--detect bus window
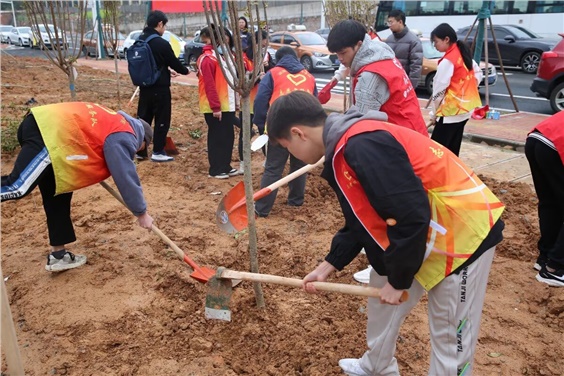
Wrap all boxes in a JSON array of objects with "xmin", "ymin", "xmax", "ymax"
[{"xmin": 418, "ymin": 1, "xmax": 449, "ymax": 15}]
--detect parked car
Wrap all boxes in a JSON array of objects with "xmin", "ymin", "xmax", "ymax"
[
  {"xmin": 30, "ymin": 24, "xmax": 67, "ymax": 50},
  {"xmin": 1, "ymin": 25, "xmax": 13, "ymax": 43},
  {"xmin": 530, "ymin": 33, "xmax": 564, "ymax": 113},
  {"xmin": 120, "ymin": 30, "xmax": 186, "ymax": 63},
  {"xmin": 419, "ymin": 38, "xmax": 497, "ymax": 95},
  {"xmin": 269, "ymin": 30, "xmax": 339, "ymax": 72},
  {"xmin": 457, "ymin": 24, "xmax": 560, "ymax": 74},
  {"xmin": 7, "ymin": 26, "xmax": 31, "ymax": 46},
  {"xmin": 82, "ymin": 29, "xmax": 125, "ymax": 57},
  {"xmin": 183, "ymin": 33, "xmax": 205, "ymax": 67},
  {"xmin": 315, "ymin": 27, "xmax": 330, "ymax": 40}
]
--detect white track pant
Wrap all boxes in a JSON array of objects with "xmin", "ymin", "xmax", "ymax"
[{"xmin": 359, "ymin": 247, "xmax": 495, "ymax": 376}]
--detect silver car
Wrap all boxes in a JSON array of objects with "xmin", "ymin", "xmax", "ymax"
[
  {"xmin": 7, "ymin": 26, "xmax": 31, "ymax": 46},
  {"xmin": 0, "ymin": 25, "xmax": 12, "ymax": 43}
]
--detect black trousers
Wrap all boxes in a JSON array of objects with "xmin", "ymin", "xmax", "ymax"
[
  {"xmin": 525, "ymin": 136, "xmax": 564, "ymax": 269},
  {"xmin": 255, "ymin": 141, "xmax": 307, "ymax": 217},
  {"xmin": 431, "ymin": 117, "xmax": 468, "ymax": 156},
  {"xmin": 1, "ymin": 114, "xmax": 75, "ymax": 246},
  {"xmin": 137, "ymin": 87, "xmax": 172, "ymax": 153},
  {"xmin": 204, "ymin": 112, "xmax": 235, "ymax": 176}
]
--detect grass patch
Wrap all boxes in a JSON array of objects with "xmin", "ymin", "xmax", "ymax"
[{"xmin": 1, "ymin": 118, "xmax": 20, "ymax": 154}]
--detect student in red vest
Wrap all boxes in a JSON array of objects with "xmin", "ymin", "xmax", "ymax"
[
  {"xmin": 265, "ymin": 91, "xmax": 505, "ymax": 376},
  {"xmin": 197, "ymin": 26, "xmax": 238, "ymax": 179},
  {"xmin": 325, "ymin": 19, "xmax": 427, "ymax": 136},
  {"xmin": 1, "ymin": 102, "xmax": 155, "ymax": 272},
  {"xmin": 429, "ymin": 23, "xmax": 482, "ymax": 156},
  {"xmin": 253, "ymin": 46, "xmax": 317, "ymax": 217},
  {"xmin": 526, "ymin": 111, "xmax": 564, "ymax": 287}
]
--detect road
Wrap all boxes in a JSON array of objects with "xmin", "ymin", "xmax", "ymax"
[{"xmin": 2, "ymin": 43, "xmax": 553, "ymax": 115}]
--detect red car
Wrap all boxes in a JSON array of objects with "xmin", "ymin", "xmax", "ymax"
[{"xmin": 530, "ymin": 33, "xmax": 564, "ymax": 113}]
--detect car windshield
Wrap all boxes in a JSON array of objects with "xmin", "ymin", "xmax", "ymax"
[
  {"xmin": 18, "ymin": 27, "xmax": 31, "ymax": 33},
  {"xmin": 505, "ymin": 25, "xmax": 540, "ymax": 39},
  {"xmin": 39, "ymin": 25, "xmax": 61, "ymax": 34},
  {"xmin": 1, "ymin": 26, "xmax": 12, "ymax": 31},
  {"xmin": 295, "ymin": 32, "xmax": 327, "ymax": 45},
  {"xmin": 422, "ymin": 40, "xmax": 444, "ymax": 59}
]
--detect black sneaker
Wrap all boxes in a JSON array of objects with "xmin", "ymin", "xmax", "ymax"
[
  {"xmin": 534, "ymin": 254, "xmax": 548, "ymax": 271},
  {"xmin": 536, "ymin": 265, "xmax": 564, "ymax": 287}
]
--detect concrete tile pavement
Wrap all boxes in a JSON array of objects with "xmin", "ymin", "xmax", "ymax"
[{"xmin": 75, "ymin": 56, "xmax": 542, "ymax": 184}]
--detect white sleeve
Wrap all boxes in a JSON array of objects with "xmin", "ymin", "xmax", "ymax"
[
  {"xmin": 333, "ymin": 64, "xmax": 349, "ymax": 82},
  {"xmin": 431, "ymin": 59, "xmax": 454, "ymax": 118},
  {"xmin": 472, "ymin": 60, "xmax": 483, "ymax": 85}
]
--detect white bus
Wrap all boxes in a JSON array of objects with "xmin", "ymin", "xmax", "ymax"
[{"xmin": 374, "ymin": 1, "xmax": 564, "ymax": 39}]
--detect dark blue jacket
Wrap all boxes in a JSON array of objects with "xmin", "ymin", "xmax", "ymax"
[{"xmin": 253, "ymin": 55, "xmax": 318, "ymax": 131}]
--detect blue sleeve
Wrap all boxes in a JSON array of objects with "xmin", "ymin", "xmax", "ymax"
[
  {"xmin": 252, "ymin": 72, "xmax": 274, "ymax": 132},
  {"xmin": 103, "ymin": 133, "xmax": 147, "ymax": 216}
]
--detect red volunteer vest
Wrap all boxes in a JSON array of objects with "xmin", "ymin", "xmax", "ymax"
[
  {"xmin": 352, "ymin": 58, "xmax": 428, "ymax": 137},
  {"xmin": 268, "ymin": 66, "xmax": 316, "ymax": 105},
  {"xmin": 530, "ymin": 111, "xmax": 564, "ymax": 163}
]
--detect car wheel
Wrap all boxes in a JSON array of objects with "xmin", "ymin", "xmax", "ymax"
[
  {"xmin": 549, "ymin": 82, "xmax": 564, "ymax": 113},
  {"xmin": 425, "ymin": 72, "xmax": 435, "ymax": 96},
  {"xmin": 300, "ymin": 55, "xmax": 313, "ymax": 72},
  {"xmin": 82, "ymin": 45, "xmax": 88, "ymax": 57},
  {"xmin": 123, "ymin": 48, "xmax": 128, "ymax": 60},
  {"xmin": 188, "ymin": 54, "xmax": 198, "ymax": 71},
  {"xmin": 6, "ymin": 37, "xmax": 11, "ymax": 44},
  {"xmin": 520, "ymin": 51, "xmax": 541, "ymax": 74},
  {"xmin": 18, "ymin": 38, "xmax": 23, "ymax": 46}
]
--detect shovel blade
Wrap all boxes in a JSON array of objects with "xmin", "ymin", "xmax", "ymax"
[
  {"xmin": 205, "ymin": 269, "xmax": 233, "ymax": 321},
  {"xmin": 190, "ymin": 266, "xmax": 216, "ymax": 284},
  {"xmin": 216, "ymin": 182, "xmax": 250, "ymax": 234},
  {"xmin": 164, "ymin": 136, "xmax": 179, "ymax": 155}
]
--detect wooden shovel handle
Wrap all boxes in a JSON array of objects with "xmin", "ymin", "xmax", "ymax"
[{"xmin": 220, "ymin": 269, "xmax": 409, "ymax": 301}]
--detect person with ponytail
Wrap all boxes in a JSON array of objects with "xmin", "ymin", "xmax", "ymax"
[{"xmin": 429, "ymin": 23, "xmax": 483, "ymax": 156}]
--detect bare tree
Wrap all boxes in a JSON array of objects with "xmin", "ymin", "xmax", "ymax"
[
  {"xmin": 324, "ymin": 1, "xmax": 377, "ymax": 28},
  {"xmin": 203, "ymin": 0, "xmax": 268, "ymax": 308},
  {"xmin": 102, "ymin": 0, "xmax": 122, "ymax": 107},
  {"xmin": 25, "ymin": 0, "xmax": 87, "ymax": 99}
]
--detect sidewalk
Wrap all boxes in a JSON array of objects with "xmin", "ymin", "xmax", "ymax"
[{"xmin": 76, "ymin": 57, "xmax": 545, "ymax": 185}]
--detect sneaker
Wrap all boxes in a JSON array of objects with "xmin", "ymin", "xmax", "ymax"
[
  {"xmin": 360, "ymin": 248, "xmax": 366, "ymax": 255},
  {"xmin": 208, "ymin": 173, "xmax": 229, "ymax": 179},
  {"xmin": 338, "ymin": 358, "xmax": 369, "ymax": 376},
  {"xmin": 45, "ymin": 251, "xmax": 87, "ymax": 272},
  {"xmin": 353, "ymin": 266, "xmax": 372, "ymax": 284},
  {"xmin": 534, "ymin": 254, "xmax": 548, "ymax": 271},
  {"xmin": 228, "ymin": 168, "xmax": 241, "ymax": 177},
  {"xmin": 135, "ymin": 154, "xmax": 147, "ymax": 161},
  {"xmin": 536, "ymin": 265, "xmax": 564, "ymax": 287},
  {"xmin": 151, "ymin": 152, "xmax": 174, "ymax": 162}
]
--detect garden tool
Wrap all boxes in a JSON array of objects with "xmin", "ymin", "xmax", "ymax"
[
  {"xmin": 205, "ymin": 267, "xmax": 409, "ymax": 321},
  {"xmin": 100, "ymin": 181, "xmax": 215, "ymax": 283},
  {"xmin": 318, "ymin": 79, "xmax": 338, "ymax": 104},
  {"xmin": 216, "ymin": 156, "xmax": 325, "ymax": 234}
]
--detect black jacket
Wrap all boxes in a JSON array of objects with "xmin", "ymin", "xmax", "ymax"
[{"xmin": 139, "ymin": 28, "xmax": 188, "ymax": 89}]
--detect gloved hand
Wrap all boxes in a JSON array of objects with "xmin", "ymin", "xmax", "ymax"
[{"xmin": 318, "ymin": 79, "xmax": 338, "ymax": 104}]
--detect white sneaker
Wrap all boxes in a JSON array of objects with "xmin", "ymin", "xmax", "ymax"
[
  {"xmin": 338, "ymin": 358, "xmax": 369, "ymax": 376},
  {"xmin": 228, "ymin": 168, "xmax": 241, "ymax": 177},
  {"xmin": 151, "ymin": 152, "xmax": 174, "ymax": 162},
  {"xmin": 45, "ymin": 251, "xmax": 87, "ymax": 272},
  {"xmin": 208, "ymin": 173, "xmax": 229, "ymax": 179},
  {"xmin": 360, "ymin": 248, "xmax": 366, "ymax": 255},
  {"xmin": 353, "ymin": 266, "xmax": 372, "ymax": 284}
]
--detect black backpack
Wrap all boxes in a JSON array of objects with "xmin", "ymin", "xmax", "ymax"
[{"xmin": 127, "ymin": 34, "xmax": 161, "ymax": 87}]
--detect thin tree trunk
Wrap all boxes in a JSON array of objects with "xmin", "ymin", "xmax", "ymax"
[
  {"xmin": 68, "ymin": 63, "xmax": 76, "ymax": 99},
  {"xmin": 114, "ymin": 55, "xmax": 121, "ymax": 107}
]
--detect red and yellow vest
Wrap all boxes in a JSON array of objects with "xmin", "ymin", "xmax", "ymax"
[
  {"xmin": 197, "ymin": 48, "xmax": 236, "ymax": 113},
  {"xmin": 353, "ymin": 58, "xmax": 428, "ymax": 137},
  {"xmin": 31, "ymin": 102, "xmax": 134, "ymax": 195},
  {"xmin": 333, "ymin": 120, "xmax": 504, "ymax": 290},
  {"xmin": 268, "ymin": 66, "xmax": 316, "ymax": 105},
  {"xmin": 436, "ymin": 44, "xmax": 482, "ymax": 117},
  {"xmin": 530, "ymin": 111, "xmax": 564, "ymax": 163},
  {"xmin": 243, "ymin": 54, "xmax": 258, "ymax": 114}
]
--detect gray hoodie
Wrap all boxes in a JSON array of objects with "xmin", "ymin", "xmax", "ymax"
[
  {"xmin": 385, "ymin": 26, "xmax": 423, "ymax": 88},
  {"xmin": 349, "ymin": 35, "xmax": 396, "ymax": 115}
]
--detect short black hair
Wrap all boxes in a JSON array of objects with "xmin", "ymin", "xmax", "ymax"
[
  {"xmin": 388, "ymin": 9, "xmax": 406, "ymax": 25},
  {"xmin": 146, "ymin": 10, "xmax": 168, "ymax": 28},
  {"xmin": 327, "ymin": 20, "xmax": 366, "ymax": 52},
  {"xmin": 267, "ymin": 91, "xmax": 327, "ymax": 141},
  {"xmin": 255, "ymin": 29, "xmax": 268, "ymax": 41},
  {"xmin": 223, "ymin": 27, "xmax": 234, "ymax": 50},
  {"xmin": 275, "ymin": 46, "xmax": 296, "ymax": 61}
]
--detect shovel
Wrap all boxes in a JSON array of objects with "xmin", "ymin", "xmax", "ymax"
[
  {"xmin": 216, "ymin": 156, "xmax": 325, "ymax": 233},
  {"xmin": 205, "ymin": 267, "xmax": 410, "ymax": 321},
  {"xmin": 99, "ymin": 181, "xmax": 215, "ymax": 283}
]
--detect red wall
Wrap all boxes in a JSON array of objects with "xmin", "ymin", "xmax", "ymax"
[{"xmin": 151, "ymin": 1, "xmax": 223, "ymax": 13}]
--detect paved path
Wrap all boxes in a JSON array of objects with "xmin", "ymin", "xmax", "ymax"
[{"xmin": 75, "ymin": 57, "xmax": 548, "ymax": 185}]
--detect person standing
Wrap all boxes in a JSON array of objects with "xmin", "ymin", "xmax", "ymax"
[
  {"xmin": 429, "ymin": 23, "xmax": 482, "ymax": 156},
  {"xmin": 253, "ymin": 47, "xmax": 317, "ymax": 217},
  {"xmin": 266, "ymin": 91, "xmax": 505, "ymax": 376},
  {"xmin": 197, "ymin": 26, "xmax": 238, "ymax": 179},
  {"xmin": 385, "ymin": 9, "xmax": 423, "ymax": 89},
  {"xmin": 1, "ymin": 102, "xmax": 155, "ymax": 272},
  {"xmin": 526, "ymin": 111, "xmax": 564, "ymax": 287},
  {"xmin": 136, "ymin": 10, "xmax": 189, "ymax": 162},
  {"xmin": 238, "ymin": 16, "xmax": 250, "ymax": 51}
]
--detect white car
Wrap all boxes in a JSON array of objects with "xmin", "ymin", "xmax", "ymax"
[
  {"xmin": 0, "ymin": 25, "xmax": 12, "ymax": 43},
  {"xmin": 7, "ymin": 26, "xmax": 31, "ymax": 46},
  {"xmin": 119, "ymin": 30, "xmax": 186, "ymax": 63},
  {"xmin": 30, "ymin": 24, "xmax": 67, "ymax": 49}
]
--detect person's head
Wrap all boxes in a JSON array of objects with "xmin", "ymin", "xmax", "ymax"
[
  {"xmin": 431, "ymin": 23, "xmax": 473, "ymax": 70},
  {"xmin": 274, "ymin": 46, "xmax": 296, "ymax": 62},
  {"xmin": 199, "ymin": 26, "xmax": 212, "ymax": 45},
  {"xmin": 238, "ymin": 16, "xmax": 248, "ymax": 31},
  {"xmin": 267, "ymin": 91, "xmax": 327, "ymax": 164},
  {"xmin": 327, "ymin": 20, "xmax": 366, "ymax": 68},
  {"xmin": 146, "ymin": 10, "xmax": 167, "ymax": 35},
  {"xmin": 223, "ymin": 27, "xmax": 234, "ymax": 50},
  {"xmin": 255, "ymin": 29, "xmax": 269, "ymax": 48},
  {"xmin": 139, "ymin": 119, "xmax": 153, "ymax": 150},
  {"xmin": 387, "ymin": 9, "xmax": 406, "ymax": 33}
]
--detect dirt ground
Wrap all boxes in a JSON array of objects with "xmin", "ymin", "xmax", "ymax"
[{"xmin": 1, "ymin": 57, "xmax": 563, "ymax": 376}]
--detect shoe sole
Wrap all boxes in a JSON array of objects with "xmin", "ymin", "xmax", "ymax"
[
  {"xmin": 536, "ymin": 273, "xmax": 564, "ymax": 287},
  {"xmin": 45, "ymin": 259, "xmax": 87, "ymax": 272},
  {"xmin": 534, "ymin": 263, "xmax": 542, "ymax": 271},
  {"xmin": 151, "ymin": 159, "xmax": 174, "ymax": 162},
  {"xmin": 208, "ymin": 175, "xmax": 229, "ymax": 179}
]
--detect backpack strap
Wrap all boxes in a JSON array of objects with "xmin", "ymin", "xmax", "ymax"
[{"xmin": 141, "ymin": 33, "xmax": 164, "ymax": 72}]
